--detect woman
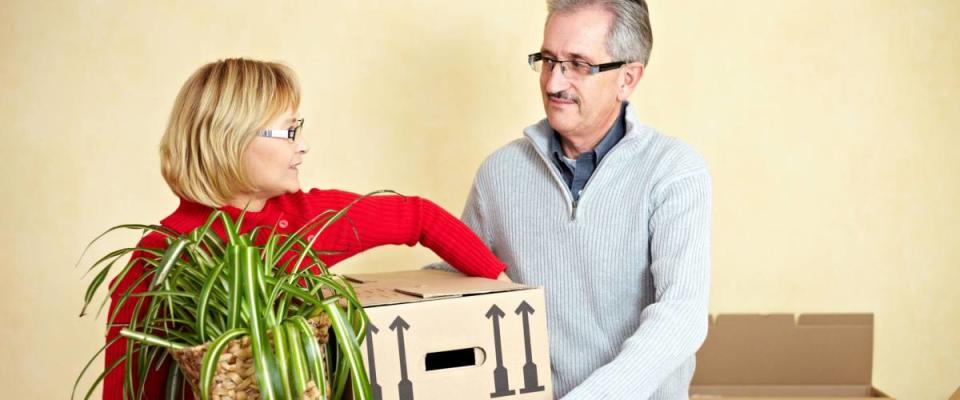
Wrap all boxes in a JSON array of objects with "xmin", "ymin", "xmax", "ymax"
[{"xmin": 104, "ymin": 58, "xmax": 507, "ymax": 399}]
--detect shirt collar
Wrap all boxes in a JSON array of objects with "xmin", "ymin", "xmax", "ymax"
[
  {"xmin": 548, "ymin": 101, "xmax": 628, "ymax": 165},
  {"xmin": 594, "ymin": 101, "xmax": 627, "ymax": 161}
]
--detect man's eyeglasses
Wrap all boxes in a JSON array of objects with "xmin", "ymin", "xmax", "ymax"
[
  {"xmin": 528, "ymin": 52, "xmax": 626, "ymax": 78},
  {"xmin": 257, "ymin": 118, "xmax": 304, "ymax": 141}
]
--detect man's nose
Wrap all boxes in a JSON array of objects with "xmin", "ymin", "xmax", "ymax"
[{"xmin": 544, "ymin": 62, "xmax": 571, "ymax": 93}]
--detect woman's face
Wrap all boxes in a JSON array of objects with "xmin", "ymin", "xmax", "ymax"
[{"xmin": 242, "ymin": 109, "xmax": 309, "ymax": 200}]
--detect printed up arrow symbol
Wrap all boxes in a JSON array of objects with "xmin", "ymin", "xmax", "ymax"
[
  {"xmin": 516, "ymin": 301, "xmax": 545, "ymax": 394},
  {"xmin": 366, "ymin": 323, "xmax": 383, "ymax": 400},
  {"xmin": 390, "ymin": 316, "xmax": 414, "ymax": 400},
  {"xmin": 486, "ymin": 304, "xmax": 515, "ymax": 398}
]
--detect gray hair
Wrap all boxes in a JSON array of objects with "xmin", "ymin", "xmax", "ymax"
[{"xmin": 547, "ymin": 0, "xmax": 653, "ymax": 65}]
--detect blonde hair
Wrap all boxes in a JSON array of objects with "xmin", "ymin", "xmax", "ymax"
[{"xmin": 160, "ymin": 58, "xmax": 301, "ymax": 207}]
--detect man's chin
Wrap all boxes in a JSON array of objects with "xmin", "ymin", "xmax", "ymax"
[{"xmin": 546, "ymin": 113, "xmax": 578, "ymax": 134}]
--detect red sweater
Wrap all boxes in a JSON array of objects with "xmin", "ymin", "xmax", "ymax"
[{"xmin": 103, "ymin": 189, "xmax": 505, "ymax": 399}]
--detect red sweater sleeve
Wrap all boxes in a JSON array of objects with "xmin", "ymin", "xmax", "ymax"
[
  {"xmin": 302, "ymin": 189, "xmax": 506, "ymax": 279},
  {"xmin": 103, "ymin": 234, "xmax": 177, "ymax": 400}
]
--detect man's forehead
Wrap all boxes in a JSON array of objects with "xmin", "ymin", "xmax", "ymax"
[
  {"xmin": 542, "ymin": 6, "xmax": 613, "ymax": 60},
  {"xmin": 541, "ymin": 35, "xmax": 610, "ymax": 62},
  {"xmin": 540, "ymin": 46, "xmax": 599, "ymax": 61}
]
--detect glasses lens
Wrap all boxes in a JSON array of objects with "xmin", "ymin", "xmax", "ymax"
[
  {"xmin": 284, "ymin": 120, "xmax": 297, "ymax": 141},
  {"xmin": 532, "ymin": 60, "xmax": 544, "ymax": 73},
  {"xmin": 570, "ymin": 61, "xmax": 593, "ymax": 76}
]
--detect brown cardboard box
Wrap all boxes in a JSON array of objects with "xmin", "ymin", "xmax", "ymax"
[
  {"xmin": 690, "ymin": 313, "xmax": 891, "ymax": 399},
  {"xmin": 345, "ymin": 270, "xmax": 553, "ymax": 400}
]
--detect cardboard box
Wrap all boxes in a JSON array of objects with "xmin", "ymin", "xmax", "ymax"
[
  {"xmin": 690, "ymin": 313, "xmax": 891, "ymax": 399},
  {"xmin": 344, "ymin": 270, "xmax": 553, "ymax": 400}
]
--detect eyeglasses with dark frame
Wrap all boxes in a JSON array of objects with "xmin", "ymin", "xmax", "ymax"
[
  {"xmin": 528, "ymin": 52, "xmax": 626, "ymax": 78},
  {"xmin": 257, "ymin": 118, "xmax": 304, "ymax": 141}
]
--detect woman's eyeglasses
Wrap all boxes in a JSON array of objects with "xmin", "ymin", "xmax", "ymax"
[{"xmin": 257, "ymin": 118, "xmax": 304, "ymax": 141}]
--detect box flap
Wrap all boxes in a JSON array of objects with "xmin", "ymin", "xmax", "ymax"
[
  {"xmin": 345, "ymin": 270, "xmax": 534, "ymax": 307},
  {"xmin": 392, "ymin": 276, "xmax": 532, "ymax": 299},
  {"xmin": 344, "ymin": 269, "xmax": 458, "ymax": 284},
  {"xmin": 692, "ymin": 313, "xmax": 873, "ymax": 385},
  {"xmin": 690, "ymin": 384, "xmax": 879, "ymax": 398}
]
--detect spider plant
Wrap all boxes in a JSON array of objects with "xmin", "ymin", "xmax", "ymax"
[{"xmin": 74, "ymin": 195, "xmax": 383, "ymax": 400}]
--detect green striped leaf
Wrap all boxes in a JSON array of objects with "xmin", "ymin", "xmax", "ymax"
[
  {"xmin": 198, "ymin": 328, "xmax": 247, "ymax": 400},
  {"xmin": 323, "ymin": 297, "xmax": 372, "ymax": 400},
  {"xmin": 284, "ymin": 321, "xmax": 310, "ymax": 397},
  {"xmin": 240, "ymin": 245, "xmax": 277, "ymax": 400},
  {"xmin": 149, "ymin": 238, "xmax": 191, "ymax": 289}
]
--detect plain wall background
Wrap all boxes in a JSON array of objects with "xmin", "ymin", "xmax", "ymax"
[{"xmin": 1, "ymin": 1, "xmax": 957, "ymax": 398}]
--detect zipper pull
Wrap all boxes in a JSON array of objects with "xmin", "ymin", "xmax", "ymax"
[{"xmin": 571, "ymin": 200, "xmax": 578, "ymax": 220}]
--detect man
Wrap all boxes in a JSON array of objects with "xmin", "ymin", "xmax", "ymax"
[{"xmin": 441, "ymin": 0, "xmax": 711, "ymax": 398}]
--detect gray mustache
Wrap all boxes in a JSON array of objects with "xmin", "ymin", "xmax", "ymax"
[{"xmin": 548, "ymin": 90, "xmax": 580, "ymax": 104}]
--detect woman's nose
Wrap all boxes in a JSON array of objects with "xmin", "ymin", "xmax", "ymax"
[{"xmin": 296, "ymin": 137, "xmax": 310, "ymax": 154}]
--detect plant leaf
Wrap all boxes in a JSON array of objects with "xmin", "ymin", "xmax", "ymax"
[
  {"xmin": 240, "ymin": 245, "xmax": 277, "ymax": 400},
  {"xmin": 323, "ymin": 297, "xmax": 372, "ymax": 400},
  {"xmin": 149, "ymin": 238, "xmax": 191, "ymax": 289},
  {"xmin": 198, "ymin": 328, "xmax": 247, "ymax": 400}
]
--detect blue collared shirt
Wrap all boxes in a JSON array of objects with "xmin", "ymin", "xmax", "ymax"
[{"xmin": 549, "ymin": 102, "xmax": 627, "ymax": 202}]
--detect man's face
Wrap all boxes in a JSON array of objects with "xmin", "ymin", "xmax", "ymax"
[{"xmin": 540, "ymin": 5, "xmax": 624, "ymax": 138}]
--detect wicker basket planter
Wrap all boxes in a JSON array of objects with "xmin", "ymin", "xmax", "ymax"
[{"xmin": 171, "ymin": 315, "xmax": 332, "ymax": 400}]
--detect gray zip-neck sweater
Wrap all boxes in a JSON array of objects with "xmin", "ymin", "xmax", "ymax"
[{"xmin": 459, "ymin": 103, "xmax": 712, "ymax": 399}]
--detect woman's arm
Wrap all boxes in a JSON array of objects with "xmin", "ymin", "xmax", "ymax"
[{"xmin": 301, "ymin": 189, "xmax": 506, "ymax": 279}]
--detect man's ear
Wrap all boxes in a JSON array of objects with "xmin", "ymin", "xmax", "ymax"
[{"xmin": 617, "ymin": 63, "xmax": 645, "ymax": 101}]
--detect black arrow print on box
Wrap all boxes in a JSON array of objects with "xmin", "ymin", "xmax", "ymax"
[
  {"xmin": 366, "ymin": 323, "xmax": 383, "ymax": 400},
  {"xmin": 516, "ymin": 301, "xmax": 545, "ymax": 394},
  {"xmin": 486, "ymin": 304, "xmax": 516, "ymax": 398},
  {"xmin": 390, "ymin": 316, "xmax": 414, "ymax": 400}
]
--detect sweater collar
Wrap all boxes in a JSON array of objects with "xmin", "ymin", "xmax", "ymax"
[
  {"xmin": 523, "ymin": 101, "xmax": 650, "ymax": 159},
  {"xmin": 548, "ymin": 101, "xmax": 627, "ymax": 164},
  {"xmin": 160, "ymin": 196, "xmax": 283, "ymax": 234}
]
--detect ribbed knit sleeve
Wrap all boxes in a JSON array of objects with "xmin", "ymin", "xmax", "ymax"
[
  {"xmin": 303, "ymin": 189, "xmax": 505, "ymax": 279},
  {"xmin": 561, "ymin": 170, "xmax": 712, "ymax": 400},
  {"xmin": 421, "ymin": 182, "xmax": 493, "ymax": 276},
  {"xmin": 418, "ymin": 196, "xmax": 506, "ymax": 278}
]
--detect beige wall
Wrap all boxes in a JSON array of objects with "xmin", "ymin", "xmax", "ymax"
[{"xmin": 1, "ymin": 1, "xmax": 957, "ymax": 398}]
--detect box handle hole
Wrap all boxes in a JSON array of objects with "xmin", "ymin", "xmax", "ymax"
[{"xmin": 424, "ymin": 347, "xmax": 486, "ymax": 371}]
